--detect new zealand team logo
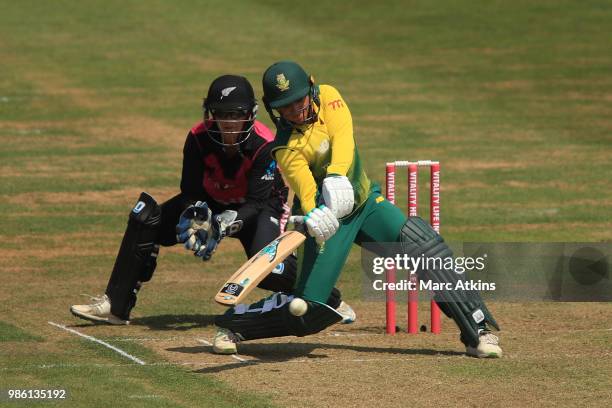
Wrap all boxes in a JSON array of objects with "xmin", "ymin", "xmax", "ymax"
[{"xmin": 220, "ymin": 86, "xmax": 237, "ymax": 99}]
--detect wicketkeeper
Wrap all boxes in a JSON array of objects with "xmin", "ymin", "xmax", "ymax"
[
  {"xmin": 70, "ymin": 74, "xmax": 355, "ymax": 330},
  {"xmin": 212, "ymin": 61, "xmax": 503, "ymax": 358}
]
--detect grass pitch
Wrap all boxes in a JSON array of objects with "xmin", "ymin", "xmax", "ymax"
[{"xmin": 1, "ymin": 1, "xmax": 611, "ymax": 407}]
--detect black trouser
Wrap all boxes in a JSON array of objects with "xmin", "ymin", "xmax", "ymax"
[
  {"xmin": 156, "ymin": 194, "xmax": 297, "ymax": 291},
  {"xmin": 105, "ymin": 193, "xmax": 296, "ymax": 319}
]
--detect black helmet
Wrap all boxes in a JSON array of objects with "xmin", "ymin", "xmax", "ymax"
[{"xmin": 203, "ymin": 75, "xmax": 258, "ymax": 146}]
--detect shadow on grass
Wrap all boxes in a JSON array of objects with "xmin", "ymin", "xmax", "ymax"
[
  {"xmin": 131, "ymin": 314, "xmax": 217, "ymax": 331},
  {"xmin": 165, "ymin": 342, "xmax": 464, "ymax": 374}
]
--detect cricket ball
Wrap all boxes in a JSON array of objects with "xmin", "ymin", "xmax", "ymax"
[{"xmin": 289, "ymin": 298, "xmax": 308, "ymax": 316}]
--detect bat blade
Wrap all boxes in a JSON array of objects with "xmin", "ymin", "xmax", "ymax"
[{"xmin": 214, "ymin": 230, "xmax": 306, "ymax": 306}]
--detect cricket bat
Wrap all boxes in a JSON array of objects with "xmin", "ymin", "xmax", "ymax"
[{"xmin": 214, "ymin": 229, "xmax": 306, "ymax": 306}]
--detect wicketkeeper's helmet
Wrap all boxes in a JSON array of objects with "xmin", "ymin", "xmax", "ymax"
[{"xmin": 203, "ymin": 75, "xmax": 258, "ymax": 146}]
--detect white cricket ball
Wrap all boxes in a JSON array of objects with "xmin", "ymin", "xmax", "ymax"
[{"xmin": 289, "ymin": 298, "xmax": 308, "ymax": 317}]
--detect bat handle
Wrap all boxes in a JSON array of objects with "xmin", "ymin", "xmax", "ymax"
[
  {"xmin": 288, "ymin": 215, "xmax": 305, "ymax": 225},
  {"xmin": 288, "ymin": 216, "xmax": 308, "ymax": 235}
]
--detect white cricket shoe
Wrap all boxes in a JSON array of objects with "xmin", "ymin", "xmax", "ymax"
[
  {"xmin": 70, "ymin": 294, "xmax": 128, "ymax": 325},
  {"xmin": 466, "ymin": 331, "xmax": 502, "ymax": 358},
  {"xmin": 336, "ymin": 301, "xmax": 357, "ymax": 324},
  {"xmin": 212, "ymin": 327, "xmax": 240, "ymax": 354}
]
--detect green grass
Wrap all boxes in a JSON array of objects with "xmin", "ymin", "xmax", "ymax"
[
  {"xmin": 1, "ymin": 0, "xmax": 611, "ymax": 407},
  {"xmin": 1, "ymin": 338, "xmax": 276, "ymax": 408},
  {"xmin": 2, "ymin": 0, "xmax": 610, "ymax": 239},
  {"xmin": 0, "ymin": 321, "xmax": 42, "ymax": 342}
]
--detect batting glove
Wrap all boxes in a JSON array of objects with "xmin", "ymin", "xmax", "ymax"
[
  {"xmin": 322, "ymin": 175, "xmax": 354, "ymax": 219},
  {"xmin": 304, "ymin": 205, "xmax": 339, "ymax": 245}
]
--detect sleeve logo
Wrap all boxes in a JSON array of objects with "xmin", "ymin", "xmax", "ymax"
[{"xmin": 328, "ymin": 99, "xmax": 344, "ymax": 110}]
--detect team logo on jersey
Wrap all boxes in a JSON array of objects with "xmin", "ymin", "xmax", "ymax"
[
  {"xmin": 276, "ymin": 74, "xmax": 290, "ymax": 91},
  {"xmin": 317, "ymin": 140, "xmax": 330, "ymax": 154},
  {"xmin": 220, "ymin": 86, "xmax": 237, "ymax": 99},
  {"xmin": 260, "ymin": 160, "xmax": 276, "ymax": 181}
]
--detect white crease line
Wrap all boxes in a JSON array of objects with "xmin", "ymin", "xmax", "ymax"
[
  {"xmin": 0, "ymin": 361, "xmax": 222, "ymax": 372},
  {"xmin": 128, "ymin": 394, "xmax": 161, "ymax": 399},
  {"xmin": 197, "ymin": 339, "xmax": 212, "ymax": 346},
  {"xmin": 112, "ymin": 337, "xmax": 192, "ymax": 342},
  {"xmin": 231, "ymin": 354, "xmax": 247, "ymax": 362},
  {"xmin": 326, "ymin": 332, "xmax": 378, "ymax": 337},
  {"xmin": 48, "ymin": 321, "xmax": 145, "ymax": 365}
]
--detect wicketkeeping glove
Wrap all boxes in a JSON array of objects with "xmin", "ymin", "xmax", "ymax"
[
  {"xmin": 194, "ymin": 210, "xmax": 241, "ymax": 261},
  {"xmin": 322, "ymin": 175, "xmax": 354, "ymax": 219},
  {"xmin": 176, "ymin": 203, "xmax": 241, "ymax": 261},
  {"xmin": 176, "ymin": 201, "xmax": 212, "ymax": 251}
]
